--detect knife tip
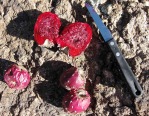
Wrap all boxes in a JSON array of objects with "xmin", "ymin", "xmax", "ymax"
[{"xmin": 85, "ymin": 2, "xmax": 90, "ymax": 7}]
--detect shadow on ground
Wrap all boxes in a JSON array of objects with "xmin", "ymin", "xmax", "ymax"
[
  {"xmin": 6, "ymin": 9, "xmax": 42, "ymax": 40},
  {"xmin": 34, "ymin": 60, "xmax": 72, "ymax": 107},
  {"xmin": 0, "ymin": 59, "xmax": 14, "ymax": 81}
]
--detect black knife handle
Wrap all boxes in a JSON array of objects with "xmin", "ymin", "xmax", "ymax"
[{"xmin": 107, "ymin": 39, "xmax": 143, "ymax": 97}]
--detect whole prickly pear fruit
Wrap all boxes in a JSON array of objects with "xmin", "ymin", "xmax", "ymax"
[
  {"xmin": 4, "ymin": 64, "xmax": 31, "ymax": 89},
  {"xmin": 60, "ymin": 67, "xmax": 85, "ymax": 90},
  {"xmin": 62, "ymin": 89, "xmax": 91, "ymax": 113}
]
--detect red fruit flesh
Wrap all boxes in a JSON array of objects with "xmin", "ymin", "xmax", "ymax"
[
  {"xmin": 34, "ymin": 12, "xmax": 61, "ymax": 45},
  {"xmin": 56, "ymin": 22, "xmax": 92, "ymax": 57},
  {"xmin": 62, "ymin": 89, "xmax": 91, "ymax": 113},
  {"xmin": 60, "ymin": 67, "xmax": 85, "ymax": 90},
  {"xmin": 4, "ymin": 64, "xmax": 31, "ymax": 89}
]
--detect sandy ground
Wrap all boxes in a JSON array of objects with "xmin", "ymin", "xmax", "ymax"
[{"xmin": 0, "ymin": 0, "xmax": 149, "ymax": 116}]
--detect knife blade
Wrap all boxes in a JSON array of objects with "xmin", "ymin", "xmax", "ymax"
[{"xmin": 85, "ymin": 3, "xmax": 143, "ymax": 97}]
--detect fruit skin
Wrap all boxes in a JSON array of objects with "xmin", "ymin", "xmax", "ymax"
[
  {"xmin": 62, "ymin": 89, "xmax": 91, "ymax": 113},
  {"xmin": 4, "ymin": 64, "xmax": 31, "ymax": 89},
  {"xmin": 34, "ymin": 12, "xmax": 61, "ymax": 46},
  {"xmin": 60, "ymin": 67, "xmax": 85, "ymax": 90},
  {"xmin": 56, "ymin": 22, "xmax": 92, "ymax": 57}
]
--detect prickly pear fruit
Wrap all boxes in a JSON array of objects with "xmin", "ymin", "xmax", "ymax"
[
  {"xmin": 62, "ymin": 89, "xmax": 91, "ymax": 113},
  {"xmin": 4, "ymin": 64, "xmax": 31, "ymax": 89},
  {"xmin": 34, "ymin": 12, "xmax": 61, "ymax": 47},
  {"xmin": 60, "ymin": 67, "xmax": 85, "ymax": 90},
  {"xmin": 56, "ymin": 22, "xmax": 92, "ymax": 57}
]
